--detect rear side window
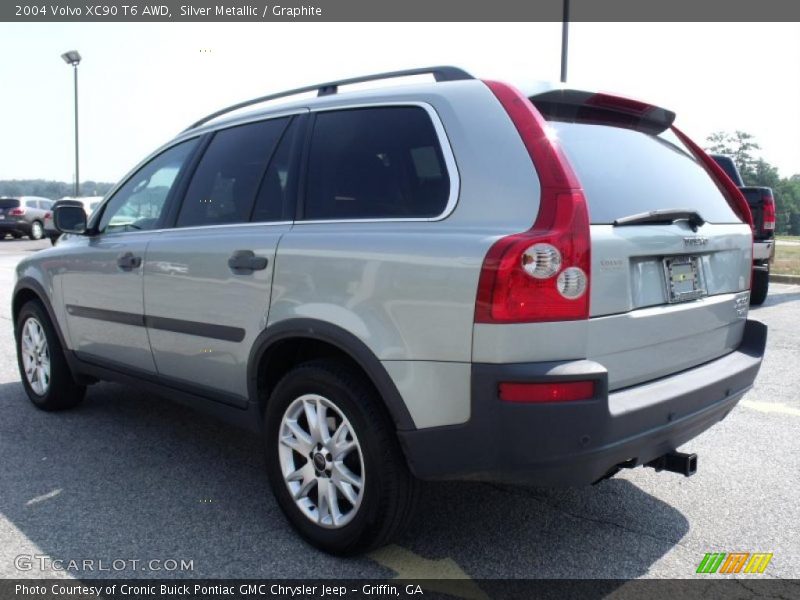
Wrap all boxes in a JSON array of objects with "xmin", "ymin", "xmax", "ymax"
[
  {"xmin": 548, "ymin": 121, "xmax": 740, "ymax": 224},
  {"xmin": 304, "ymin": 106, "xmax": 450, "ymax": 220},
  {"xmin": 177, "ymin": 117, "xmax": 289, "ymax": 228}
]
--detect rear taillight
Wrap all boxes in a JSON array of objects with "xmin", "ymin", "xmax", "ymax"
[
  {"xmin": 762, "ymin": 193, "xmax": 776, "ymax": 232},
  {"xmin": 8, "ymin": 207, "xmax": 25, "ymax": 216},
  {"xmin": 476, "ymin": 81, "xmax": 590, "ymax": 323},
  {"xmin": 672, "ymin": 127, "xmax": 754, "ymax": 230},
  {"xmin": 44, "ymin": 211, "xmax": 52, "ymax": 219},
  {"xmin": 499, "ymin": 381, "xmax": 595, "ymax": 403}
]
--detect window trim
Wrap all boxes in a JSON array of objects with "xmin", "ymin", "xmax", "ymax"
[{"xmin": 298, "ymin": 101, "xmax": 460, "ymax": 225}]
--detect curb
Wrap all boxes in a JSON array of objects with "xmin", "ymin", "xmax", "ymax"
[{"xmin": 770, "ymin": 274, "xmax": 800, "ymax": 285}]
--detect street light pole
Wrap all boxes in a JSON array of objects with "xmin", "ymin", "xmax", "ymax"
[
  {"xmin": 61, "ymin": 50, "xmax": 82, "ymax": 197},
  {"xmin": 560, "ymin": 0, "xmax": 570, "ymax": 83}
]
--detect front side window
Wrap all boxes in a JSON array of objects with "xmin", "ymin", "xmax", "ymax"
[
  {"xmin": 304, "ymin": 106, "xmax": 450, "ymax": 220},
  {"xmin": 98, "ymin": 139, "xmax": 198, "ymax": 234},
  {"xmin": 176, "ymin": 118, "xmax": 288, "ymax": 228}
]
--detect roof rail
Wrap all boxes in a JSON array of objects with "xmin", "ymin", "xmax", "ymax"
[{"xmin": 185, "ymin": 66, "xmax": 474, "ymax": 131}]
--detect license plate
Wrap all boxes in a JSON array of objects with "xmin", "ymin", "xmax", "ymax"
[{"xmin": 663, "ymin": 256, "xmax": 706, "ymax": 303}]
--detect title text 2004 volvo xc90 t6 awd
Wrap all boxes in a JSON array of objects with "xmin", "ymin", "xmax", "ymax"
[{"xmin": 13, "ymin": 67, "xmax": 766, "ymax": 554}]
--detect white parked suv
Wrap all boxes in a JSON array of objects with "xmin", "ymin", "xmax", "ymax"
[{"xmin": 13, "ymin": 67, "xmax": 766, "ymax": 554}]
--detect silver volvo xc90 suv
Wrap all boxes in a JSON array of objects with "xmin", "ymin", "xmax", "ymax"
[{"xmin": 13, "ymin": 67, "xmax": 766, "ymax": 554}]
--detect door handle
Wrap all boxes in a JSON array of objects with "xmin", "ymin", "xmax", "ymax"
[
  {"xmin": 117, "ymin": 252, "xmax": 142, "ymax": 270},
  {"xmin": 228, "ymin": 250, "xmax": 268, "ymax": 273}
]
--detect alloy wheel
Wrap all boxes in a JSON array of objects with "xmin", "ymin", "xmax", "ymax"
[
  {"xmin": 278, "ymin": 394, "xmax": 365, "ymax": 529},
  {"xmin": 20, "ymin": 317, "xmax": 50, "ymax": 395}
]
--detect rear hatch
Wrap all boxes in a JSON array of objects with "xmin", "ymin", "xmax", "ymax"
[
  {"xmin": 531, "ymin": 92, "xmax": 752, "ymax": 390},
  {"xmin": 0, "ymin": 198, "xmax": 21, "ymax": 222}
]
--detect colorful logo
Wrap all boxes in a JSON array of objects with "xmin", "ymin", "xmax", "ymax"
[{"xmin": 696, "ymin": 552, "xmax": 773, "ymax": 574}]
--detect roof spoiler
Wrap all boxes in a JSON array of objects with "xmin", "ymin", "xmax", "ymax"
[{"xmin": 530, "ymin": 89, "xmax": 675, "ymax": 134}]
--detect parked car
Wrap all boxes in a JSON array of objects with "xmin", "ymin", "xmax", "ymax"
[
  {"xmin": 44, "ymin": 196, "xmax": 104, "ymax": 244},
  {"xmin": 0, "ymin": 196, "xmax": 53, "ymax": 240},
  {"xmin": 12, "ymin": 67, "xmax": 766, "ymax": 555},
  {"xmin": 710, "ymin": 155, "xmax": 775, "ymax": 305}
]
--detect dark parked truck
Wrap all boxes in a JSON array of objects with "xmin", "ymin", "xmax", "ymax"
[{"xmin": 711, "ymin": 154, "xmax": 775, "ymax": 305}]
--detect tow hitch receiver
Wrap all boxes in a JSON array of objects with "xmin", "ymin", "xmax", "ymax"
[{"xmin": 646, "ymin": 451, "xmax": 698, "ymax": 477}]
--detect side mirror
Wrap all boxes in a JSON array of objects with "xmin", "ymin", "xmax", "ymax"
[{"xmin": 53, "ymin": 204, "xmax": 88, "ymax": 235}]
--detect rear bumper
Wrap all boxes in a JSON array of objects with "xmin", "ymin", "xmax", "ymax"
[
  {"xmin": 399, "ymin": 319, "xmax": 767, "ymax": 486},
  {"xmin": 0, "ymin": 221, "xmax": 28, "ymax": 233}
]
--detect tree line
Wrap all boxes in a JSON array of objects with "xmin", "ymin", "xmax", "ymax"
[
  {"xmin": 0, "ymin": 180, "xmax": 114, "ymax": 199},
  {"xmin": 706, "ymin": 131, "xmax": 800, "ymax": 235}
]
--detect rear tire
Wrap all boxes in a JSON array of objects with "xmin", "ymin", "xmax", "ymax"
[
  {"xmin": 750, "ymin": 267, "xmax": 769, "ymax": 306},
  {"xmin": 264, "ymin": 360, "xmax": 418, "ymax": 555},
  {"xmin": 15, "ymin": 300, "xmax": 86, "ymax": 411},
  {"xmin": 29, "ymin": 221, "xmax": 44, "ymax": 240}
]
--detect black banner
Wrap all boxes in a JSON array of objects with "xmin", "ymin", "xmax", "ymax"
[
  {"xmin": 4, "ymin": 579, "xmax": 800, "ymax": 600},
  {"xmin": 3, "ymin": 0, "xmax": 800, "ymax": 22}
]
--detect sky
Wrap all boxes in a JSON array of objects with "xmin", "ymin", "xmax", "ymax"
[{"xmin": 1, "ymin": 22, "xmax": 799, "ymax": 183}]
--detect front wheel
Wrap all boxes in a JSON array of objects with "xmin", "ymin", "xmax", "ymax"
[
  {"xmin": 265, "ymin": 361, "xmax": 418, "ymax": 555},
  {"xmin": 15, "ymin": 301, "xmax": 86, "ymax": 410},
  {"xmin": 750, "ymin": 267, "xmax": 769, "ymax": 306}
]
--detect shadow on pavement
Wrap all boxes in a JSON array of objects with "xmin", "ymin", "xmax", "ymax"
[
  {"xmin": 751, "ymin": 286, "xmax": 800, "ymax": 309},
  {"xmin": 0, "ymin": 379, "xmax": 688, "ymax": 580}
]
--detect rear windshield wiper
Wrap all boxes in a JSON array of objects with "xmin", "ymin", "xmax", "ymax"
[{"xmin": 613, "ymin": 208, "xmax": 705, "ymax": 229}]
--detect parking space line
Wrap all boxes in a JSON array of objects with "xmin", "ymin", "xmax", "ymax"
[
  {"xmin": 740, "ymin": 399, "xmax": 800, "ymax": 417},
  {"xmin": 368, "ymin": 545, "xmax": 488, "ymax": 600},
  {"xmin": 25, "ymin": 489, "xmax": 62, "ymax": 506}
]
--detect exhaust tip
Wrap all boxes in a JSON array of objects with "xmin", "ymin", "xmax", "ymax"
[{"xmin": 646, "ymin": 451, "xmax": 698, "ymax": 477}]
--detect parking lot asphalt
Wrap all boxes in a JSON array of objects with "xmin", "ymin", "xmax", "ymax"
[{"xmin": 1, "ymin": 237, "xmax": 799, "ymax": 582}]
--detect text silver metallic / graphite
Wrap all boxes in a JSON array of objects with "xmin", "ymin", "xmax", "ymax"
[{"xmin": 179, "ymin": 5, "xmax": 323, "ymax": 18}]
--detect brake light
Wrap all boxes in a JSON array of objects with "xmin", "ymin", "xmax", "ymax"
[
  {"xmin": 499, "ymin": 381, "xmax": 595, "ymax": 403},
  {"xmin": 762, "ymin": 193, "xmax": 776, "ymax": 232},
  {"xmin": 672, "ymin": 127, "xmax": 753, "ymax": 229},
  {"xmin": 476, "ymin": 81, "xmax": 590, "ymax": 323},
  {"xmin": 8, "ymin": 207, "xmax": 25, "ymax": 216},
  {"xmin": 585, "ymin": 92, "xmax": 654, "ymax": 115},
  {"xmin": 44, "ymin": 211, "xmax": 52, "ymax": 219}
]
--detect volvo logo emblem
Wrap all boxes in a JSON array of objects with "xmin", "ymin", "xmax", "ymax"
[{"xmin": 684, "ymin": 236, "xmax": 708, "ymax": 247}]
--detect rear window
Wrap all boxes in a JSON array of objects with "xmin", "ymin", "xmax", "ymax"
[
  {"xmin": 547, "ymin": 121, "xmax": 740, "ymax": 224},
  {"xmin": 0, "ymin": 198, "xmax": 20, "ymax": 209}
]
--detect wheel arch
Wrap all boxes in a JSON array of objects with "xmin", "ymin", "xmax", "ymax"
[
  {"xmin": 12, "ymin": 278, "xmax": 68, "ymax": 349},
  {"xmin": 248, "ymin": 318, "xmax": 416, "ymax": 431}
]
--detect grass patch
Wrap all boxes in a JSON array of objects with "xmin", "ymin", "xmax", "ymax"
[
  {"xmin": 776, "ymin": 235, "xmax": 800, "ymax": 242},
  {"xmin": 773, "ymin": 243, "xmax": 800, "ymax": 276}
]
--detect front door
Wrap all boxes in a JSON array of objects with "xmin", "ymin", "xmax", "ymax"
[{"xmin": 59, "ymin": 139, "xmax": 200, "ymax": 373}]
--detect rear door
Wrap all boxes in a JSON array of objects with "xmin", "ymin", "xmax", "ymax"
[
  {"xmin": 143, "ymin": 114, "xmax": 304, "ymax": 404},
  {"xmin": 537, "ymin": 103, "xmax": 751, "ymax": 390}
]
